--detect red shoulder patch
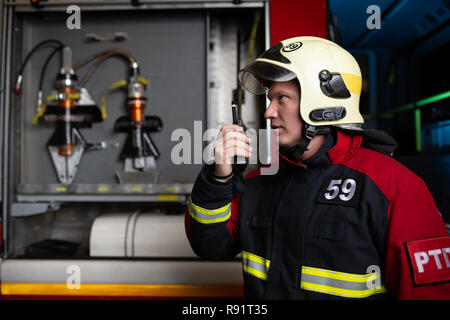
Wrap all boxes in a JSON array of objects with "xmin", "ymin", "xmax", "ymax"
[{"xmin": 405, "ymin": 236, "xmax": 450, "ymax": 286}]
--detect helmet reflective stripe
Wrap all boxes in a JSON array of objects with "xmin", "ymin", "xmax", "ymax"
[
  {"xmin": 238, "ymin": 36, "xmax": 364, "ymax": 128},
  {"xmin": 341, "ymin": 73, "xmax": 362, "ymax": 95}
]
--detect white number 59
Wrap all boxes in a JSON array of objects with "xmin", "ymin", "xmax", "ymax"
[{"xmin": 324, "ymin": 179, "xmax": 356, "ymax": 201}]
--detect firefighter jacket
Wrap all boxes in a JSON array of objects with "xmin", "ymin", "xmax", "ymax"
[{"xmin": 185, "ymin": 130, "xmax": 450, "ymax": 299}]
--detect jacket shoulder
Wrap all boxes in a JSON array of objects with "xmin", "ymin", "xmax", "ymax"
[{"xmin": 342, "ymin": 146, "xmax": 427, "ymax": 201}]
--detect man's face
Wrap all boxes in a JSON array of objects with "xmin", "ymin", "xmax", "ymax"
[{"xmin": 265, "ymin": 80, "xmax": 303, "ymax": 148}]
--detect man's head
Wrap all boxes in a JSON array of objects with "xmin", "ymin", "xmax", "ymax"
[
  {"xmin": 239, "ymin": 36, "xmax": 364, "ymax": 158},
  {"xmin": 265, "ymin": 80, "xmax": 303, "ymax": 148}
]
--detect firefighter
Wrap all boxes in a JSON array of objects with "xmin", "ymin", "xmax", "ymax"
[{"xmin": 185, "ymin": 36, "xmax": 450, "ymax": 299}]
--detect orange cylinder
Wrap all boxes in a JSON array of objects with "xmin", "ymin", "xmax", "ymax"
[
  {"xmin": 128, "ymin": 98, "xmax": 146, "ymax": 126},
  {"xmin": 59, "ymin": 87, "xmax": 75, "ymax": 108},
  {"xmin": 59, "ymin": 144, "xmax": 73, "ymax": 156}
]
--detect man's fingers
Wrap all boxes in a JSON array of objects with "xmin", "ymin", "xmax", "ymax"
[
  {"xmin": 222, "ymin": 131, "xmax": 250, "ymax": 143},
  {"xmin": 215, "ymin": 144, "xmax": 252, "ymax": 165},
  {"xmin": 220, "ymin": 124, "xmax": 244, "ymax": 134},
  {"xmin": 223, "ymin": 137, "xmax": 251, "ymax": 152},
  {"xmin": 215, "ymin": 132, "xmax": 250, "ymax": 149},
  {"xmin": 224, "ymin": 145, "xmax": 252, "ymax": 158},
  {"xmin": 214, "ymin": 124, "xmax": 251, "ymax": 165}
]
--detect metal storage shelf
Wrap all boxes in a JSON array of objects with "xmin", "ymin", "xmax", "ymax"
[
  {"xmin": 7, "ymin": 0, "xmax": 265, "ymax": 12},
  {"xmin": 16, "ymin": 183, "xmax": 193, "ymax": 202}
]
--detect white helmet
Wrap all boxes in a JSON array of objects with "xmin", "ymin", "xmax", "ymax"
[
  {"xmin": 239, "ymin": 36, "xmax": 398, "ymax": 157},
  {"xmin": 239, "ymin": 36, "xmax": 364, "ymax": 128}
]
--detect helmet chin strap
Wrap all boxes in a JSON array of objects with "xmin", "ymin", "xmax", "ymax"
[{"xmin": 280, "ymin": 124, "xmax": 331, "ymax": 161}]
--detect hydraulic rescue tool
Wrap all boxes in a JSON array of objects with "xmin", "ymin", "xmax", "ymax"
[
  {"xmin": 16, "ymin": 41, "xmax": 162, "ymax": 184},
  {"xmin": 43, "ymin": 47, "xmax": 103, "ymax": 184},
  {"xmin": 113, "ymin": 62, "xmax": 163, "ymax": 183},
  {"xmin": 15, "ymin": 43, "xmax": 104, "ymax": 184},
  {"xmin": 81, "ymin": 49, "xmax": 162, "ymax": 183}
]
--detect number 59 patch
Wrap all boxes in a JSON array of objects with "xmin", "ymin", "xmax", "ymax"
[{"xmin": 317, "ymin": 175, "xmax": 362, "ymax": 207}]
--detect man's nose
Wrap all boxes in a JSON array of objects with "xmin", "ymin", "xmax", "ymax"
[{"xmin": 264, "ymin": 102, "xmax": 277, "ymax": 119}]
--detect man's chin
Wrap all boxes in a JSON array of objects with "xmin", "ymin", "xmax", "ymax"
[
  {"xmin": 279, "ymin": 139, "xmax": 302, "ymax": 149},
  {"xmin": 279, "ymin": 142, "xmax": 294, "ymax": 149}
]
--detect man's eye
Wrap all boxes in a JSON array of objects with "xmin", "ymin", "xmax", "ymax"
[{"xmin": 279, "ymin": 95, "xmax": 288, "ymax": 102}]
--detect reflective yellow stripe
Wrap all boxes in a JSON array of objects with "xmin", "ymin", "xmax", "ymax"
[
  {"xmin": 241, "ymin": 251, "xmax": 270, "ymax": 281},
  {"xmin": 0, "ymin": 283, "xmax": 244, "ymax": 298},
  {"xmin": 241, "ymin": 251, "xmax": 270, "ymax": 269},
  {"xmin": 188, "ymin": 197, "xmax": 231, "ymax": 224},
  {"xmin": 300, "ymin": 281, "xmax": 386, "ymax": 299},
  {"xmin": 189, "ymin": 200, "xmax": 230, "ymax": 215},
  {"xmin": 242, "ymin": 265, "xmax": 268, "ymax": 281},
  {"xmin": 302, "ymin": 266, "xmax": 377, "ymax": 283},
  {"xmin": 300, "ymin": 266, "xmax": 387, "ymax": 299},
  {"xmin": 341, "ymin": 73, "xmax": 362, "ymax": 95}
]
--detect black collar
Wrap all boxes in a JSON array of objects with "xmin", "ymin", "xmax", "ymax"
[{"xmin": 281, "ymin": 129, "xmax": 337, "ymax": 168}]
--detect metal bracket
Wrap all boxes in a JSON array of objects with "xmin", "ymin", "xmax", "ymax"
[
  {"xmin": 116, "ymin": 156, "xmax": 160, "ymax": 184},
  {"xmin": 85, "ymin": 32, "xmax": 128, "ymax": 42},
  {"xmin": 48, "ymin": 144, "xmax": 84, "ymax": 185}
]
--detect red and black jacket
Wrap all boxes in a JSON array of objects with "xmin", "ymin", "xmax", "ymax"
[{"xmin": 185, "ymin": 130, "xmax": 450, "ymax": 299}]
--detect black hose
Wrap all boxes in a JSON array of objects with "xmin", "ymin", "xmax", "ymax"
[
  {"xmin": 17, "ymin": 39, "xmax": 63, "ymax": 75},
  {"xmin": 39, "ymin": 44, "xmax": 64, "ymax": 91},
  {"xmin": 14, "ymin": 39, "xmax": 64, "ymax": 93}
]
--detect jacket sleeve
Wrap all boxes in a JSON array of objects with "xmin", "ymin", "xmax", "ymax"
[
  {"xmin": 185, "ymin": 165, "xmax": 241, "ymax": 260},
  {"xmin": 384, "ymin": 170, "xmax": 450, "ymax": 299}
]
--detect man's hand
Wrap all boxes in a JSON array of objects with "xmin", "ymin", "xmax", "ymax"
[{"xmin": 213, "ymin": 124, "xmax": 252, "ymax": 182}]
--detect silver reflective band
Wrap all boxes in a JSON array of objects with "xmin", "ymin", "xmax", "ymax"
[
  {"xmin": 300, "ymin": 266, "xmax": 387, "ymax": 298},
  {"xmin": 188, "ymin": 197, "xmax": 231, "ymax": 224},
  {"xmin": 241, "ymin": 251, "xmax": 270, "ymax": 281}
]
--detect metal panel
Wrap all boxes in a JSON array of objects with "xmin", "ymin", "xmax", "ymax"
[
  {"xmin": 207, "ymin": 14, "xmax": 265, "ymax": 130},
  {"xmin": 17, "ymin": 182, "xmax": 193, "ymax": 194},
  {"xmin": 1, "ymin": 4, "xmax": 15, "ymax": 258},
  {"xmin": 19, "ymin": 10, "xmax": 205, "ymax": 185}
]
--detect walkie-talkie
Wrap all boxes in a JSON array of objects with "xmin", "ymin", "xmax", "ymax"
[{"xmin": 232, "ymin": 102, "xmax": 249, "ymax": 173}]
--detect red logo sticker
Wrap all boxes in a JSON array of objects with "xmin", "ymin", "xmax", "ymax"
[{"xmin": 405, "ymin": 236, "xmax": 450, "ymax": 286}]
